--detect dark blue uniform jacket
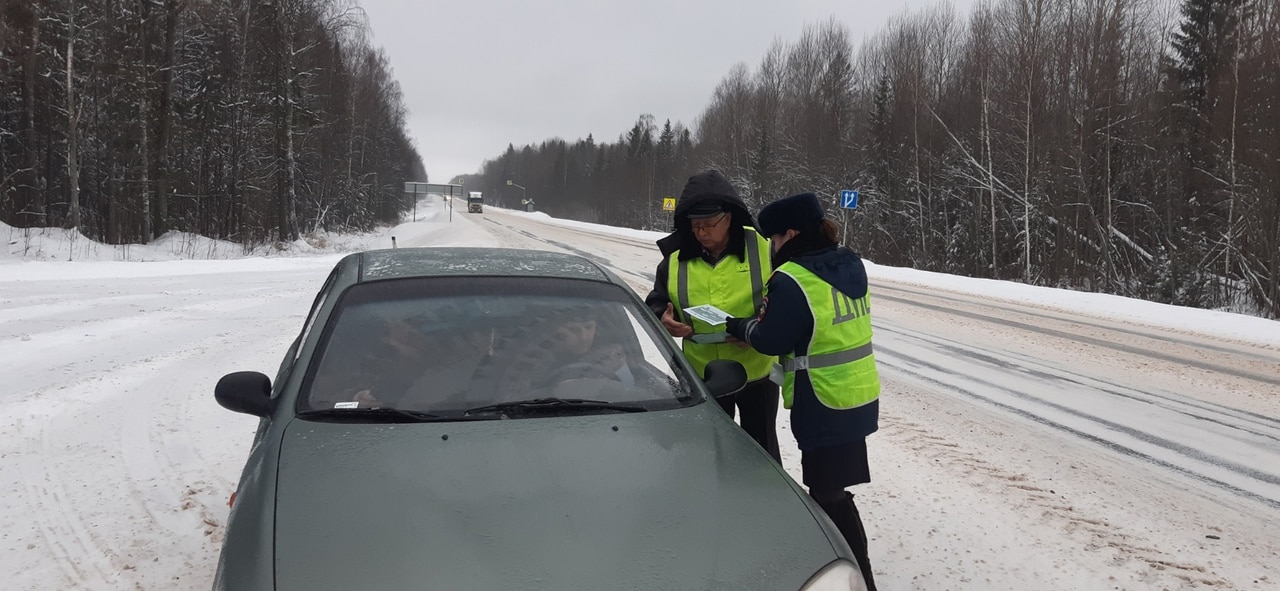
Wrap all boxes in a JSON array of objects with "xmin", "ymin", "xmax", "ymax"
[{"xmin": 726, "ymin": 245, "xmax": 879, "ymax": 451}]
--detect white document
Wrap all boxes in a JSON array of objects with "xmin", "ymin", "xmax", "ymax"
[{"xmin": 683, "ymin": 304, "xmax": 732, "ymax": 326}]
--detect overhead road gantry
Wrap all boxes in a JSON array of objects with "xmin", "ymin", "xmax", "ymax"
[{"xmin": 404, "ymin": 182, "xmax": 464, "ymax": 222}]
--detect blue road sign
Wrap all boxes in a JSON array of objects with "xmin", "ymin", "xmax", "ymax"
[{"xmin": 840, "ymin": 190, "xmax": 859, "ymax": 209}]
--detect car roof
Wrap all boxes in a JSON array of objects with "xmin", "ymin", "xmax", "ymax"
[{"xmin": 354, "ymin": 247, "xmax": 614, "ymax": 283}]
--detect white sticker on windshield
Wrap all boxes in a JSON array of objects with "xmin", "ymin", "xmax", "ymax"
[
  {"xmin": 333, "ymin": 401, "xmax": 360, "ymax": 409},
  {"xmin": 683, "ymin": 304, "xmax": 732, "ymax": 326}
]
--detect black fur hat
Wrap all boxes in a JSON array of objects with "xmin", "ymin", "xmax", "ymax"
[{"xmin": 758, "ymin": 193, "xmax": 824, "ymax": 236}]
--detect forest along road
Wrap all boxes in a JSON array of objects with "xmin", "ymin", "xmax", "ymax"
[{"xmin": 473, "ymin": 205, "xmax": 1280, "ymax": 590}]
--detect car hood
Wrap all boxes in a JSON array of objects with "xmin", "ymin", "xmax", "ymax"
[{"xmin": 273, "ymin": 404, "xmax": 841, "ymax": 591}]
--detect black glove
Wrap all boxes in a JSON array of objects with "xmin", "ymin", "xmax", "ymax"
[{"xmin": 724, "ymin": 317, "xmax": 747, "ymax": 340}]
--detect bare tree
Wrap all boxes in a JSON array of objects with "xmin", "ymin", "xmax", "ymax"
[{"xmin": 63, "ymin": 0, "xmax": 81, "ymax": 230}]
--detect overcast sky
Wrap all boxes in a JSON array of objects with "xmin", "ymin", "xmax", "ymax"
[{"xmin": 358, "ymin": 0, "xmax": 976, "ymax": 183}]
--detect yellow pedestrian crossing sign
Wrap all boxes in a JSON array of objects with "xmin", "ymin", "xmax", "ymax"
[{"xmin": 662, "ymin": 197, "xmax": 676, "ymax": 211}]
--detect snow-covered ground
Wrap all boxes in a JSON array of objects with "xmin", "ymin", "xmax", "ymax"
[{"xmin": 2, "ymin": 196, "xmax": 1277, "ymax": 590}]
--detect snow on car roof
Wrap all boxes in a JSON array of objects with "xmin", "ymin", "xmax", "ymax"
[{"xmin": 358, "ymin": 247, "xmax": 611, "ymax": 282}]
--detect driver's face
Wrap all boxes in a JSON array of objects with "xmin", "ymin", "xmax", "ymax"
[{"xmin": 553, "ymin": 319, "xmax": 596, "ymax": 355}]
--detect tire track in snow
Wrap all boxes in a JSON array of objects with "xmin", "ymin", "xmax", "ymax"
[
  {"xmin": 878, "ymin": 321, "xmax": 1280, "ymax": 439},
  {"xmin": 11, "ymin": 314, "xmax": 294, "ymax": 589},
  {"xmin": 874, "ymin": 339, "xmax": 1280, "ymax": 511},
  {"xmin": 875, "ymin": 282, "xmax": 1279, "ymax": 360},
  {"xmin": 874, "ymin": 289, "xmax": 1280, "ymax": 386},
  {"xmin": 3, "ymin": 292, "xmax": 308, "ymax": 401},
  {"xmin": 877, "ymin": 399, "xmax": 1231, "ymax": 588},
  {"xmin": 4, "ymin": 267, "xmax": 322, "ymax": 589},
  {"xmin": 14, "ymin": 405, "xmax": 121, "ymax": 589}
]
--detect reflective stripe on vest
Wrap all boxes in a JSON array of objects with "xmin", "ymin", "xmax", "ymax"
[
  {"xmin": 780, "ymin": 342, "xmax": 874, "ymax": 371},
  {"xmin": 668, "ymin": 228, "xmax": 775, "ymax": 381},
  {"xmin": 775, "ymin": 263, "xmax": 880, "ymax": 410}
]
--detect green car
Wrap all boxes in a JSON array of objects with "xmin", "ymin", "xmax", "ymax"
[{"xmin": 213, "ymin": 247, "xmax": 868, "ymax": 591}]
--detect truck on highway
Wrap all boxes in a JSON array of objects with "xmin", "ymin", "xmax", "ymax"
[{"xmin": 467, "ymin": 192, "xmax": 483, "ymax": 213}]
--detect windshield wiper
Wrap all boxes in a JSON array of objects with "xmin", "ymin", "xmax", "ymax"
[
  {"xmin": 463, "ymin": 397, "xmax": 645, "ymax": 416},
  {"xmin": 297, "ymin": 407, "xmax": 481, "ymax": 423}
]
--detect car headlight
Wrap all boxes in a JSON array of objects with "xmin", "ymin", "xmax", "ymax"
[{"xmin": 799, "ymin": 560, "xmax": 868, "ymax": 591}]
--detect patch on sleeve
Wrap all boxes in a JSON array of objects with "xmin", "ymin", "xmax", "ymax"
[{"xmin": 757, "ymin": 296, "xmax": 768, "ymax": 321}]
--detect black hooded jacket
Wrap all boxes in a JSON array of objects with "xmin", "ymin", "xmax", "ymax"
[{"xmin": 644, "ymin": 170, "xmax": 760, "ymax": 318}]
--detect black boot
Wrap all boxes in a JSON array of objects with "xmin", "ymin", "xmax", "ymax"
[{"xmin": 816, "ymin": 492, "xmax": 876, "ymax": 591}]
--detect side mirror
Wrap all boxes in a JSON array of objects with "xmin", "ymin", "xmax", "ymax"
[
  {"xmin": 215, "ymin": 371, "xmax": 274, "ymax": 417},
  {"xmin": 702, "ymin": 359, "xmax": 747, "ymax": 398}
]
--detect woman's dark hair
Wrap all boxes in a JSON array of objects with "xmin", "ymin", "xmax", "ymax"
[{"xmin": 817, "ymin": 219, "xmax": 839, "ymax": 243}]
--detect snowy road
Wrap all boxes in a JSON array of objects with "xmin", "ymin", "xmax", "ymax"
[
  {"xmin": 3, "ymin": 200, "xmax": 1278, "ymax": 590},
  {"xmin": 2, "ymin": 259, "xmax": 334, "ymax": 589},
  {"xmin": 874, "ymin": 283, "xmax": 1280, "ymax": 509}
]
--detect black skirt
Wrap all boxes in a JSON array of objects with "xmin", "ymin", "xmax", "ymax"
[{"xmin": 801, "ymin": 438, "xmax": 871, "ymax": 490}]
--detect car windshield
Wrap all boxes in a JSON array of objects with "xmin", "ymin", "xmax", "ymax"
[{"xmin": 299, "ymin": 276, "xmax": 694, "ymax": 416}]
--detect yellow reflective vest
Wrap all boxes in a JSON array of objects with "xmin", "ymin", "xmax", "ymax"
[
  {"xmin": 666, "ymin": 228, "xmax": 776, "ymax": 381},
  {"xmin": 773, "ymin": 262, "xmax": 879, "ymax": 409}
]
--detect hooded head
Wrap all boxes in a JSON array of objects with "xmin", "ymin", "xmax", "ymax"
[
  {"xmin": 758, "ymin": 193, "xmax": 825, "ymax": 237},
  {"xmin": 660, "ymin": 170, "xmax": 757, "ymax": 259}
]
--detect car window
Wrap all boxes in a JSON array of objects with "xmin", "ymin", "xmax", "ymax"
[
  {"xmin": 300, "ymin": 277, "xmax": 695, "ymax": 415},
  {"xmin": 270, "ymin": 267, "xmax": 340, "ymax": 397},
  {"xmin": 294, "ymin": 267, "xmax": 338, "ymax": 363},
  {"xmin": 624, "ymin": 307, "xmax": 680, "ymax": 385}
]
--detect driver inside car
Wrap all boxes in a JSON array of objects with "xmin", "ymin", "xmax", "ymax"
[
  {"xmin": 483, "ymin": 306, "xmax": 638, "ymax": 396},
  {"xmin": 554, "ymin": 334, "xmax": 635, "ymax": 386},
  {"xmin": 553, "ymin": 317, "xmax": 597, "ymax": 358},
  {"xmin": 496, "ymin": 314, "xmax": 597, "ymax": 392}
]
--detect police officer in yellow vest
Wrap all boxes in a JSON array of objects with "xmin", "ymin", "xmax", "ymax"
[
  {"xmin": 645, "ymin": 170, "xmax": 782, "ymax": 463},
  {"xmin": 724, "ymin": 192, "xmax": 880, "ymax": 590}
]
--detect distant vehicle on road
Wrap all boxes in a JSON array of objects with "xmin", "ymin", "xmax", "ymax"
[{"xmin": 467, "ymin": 192, "xmax": 483, "ymax": 213}]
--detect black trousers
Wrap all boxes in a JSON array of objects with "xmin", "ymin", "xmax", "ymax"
[{"xmin": 716, "ymin": 377, "xmax": 781, "ymax": 463}]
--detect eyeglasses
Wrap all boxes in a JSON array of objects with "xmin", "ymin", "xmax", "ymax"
[{"xmin": 691, "ymin": 213, "xmax": 728, "ymax": 232}]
